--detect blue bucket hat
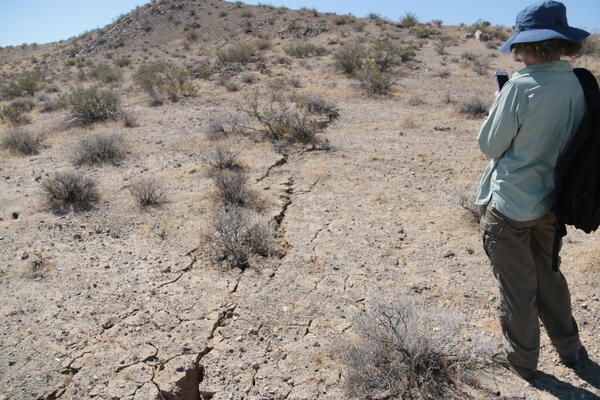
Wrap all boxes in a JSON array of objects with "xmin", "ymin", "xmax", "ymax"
[{"xmin": 500, "ymin": 0, "xmax": 590, "ymax": 54}]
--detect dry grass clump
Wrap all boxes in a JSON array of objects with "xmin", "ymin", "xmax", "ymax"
[
  {"xmin": 129, "ymin": 178, "xmax": 167, "ymax": 208},
  {"xmin": 205, "ymin": 206, "xmax": 276, "ymax": 269},
  {"xmin": 462, "ymin": 52, "xmax": 490, "ymax": 76},
  {"xmin": 296, "ymin": 94, "xmax": 340, "ymax": 120},
  {"xmin": 458, "ymin": 193, "xmax": 482, "ymax": 224},
  {"xmin": 338, "ymin": 296, "xmax": 494, "ymax": 399},
  {"xmin": 133, "ymin": 61, "xmax": 196, "ymax": 105},
  {"xmin": 73, "ymin": 134, "xmax": 126, "ymax": 166},
  {"xmin": 66, "ymin": 87, "xmax": 120, "ymax": 126},
  {"xmin": 42, "ymin": 171, "xmax": 99, "ymax": 213},
  {"xmin": 458, "ymin": 96, "xmax": 489, "ymax": 118},
  {"xmin": 1, "ymin": 128, "xmax": 43, "ymax": 155},
  {"xmin": 212, "ymin": 169, "xmax": 257, "ymax": 208}
]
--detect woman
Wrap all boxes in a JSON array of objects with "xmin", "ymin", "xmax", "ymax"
[{"xmin": 475, "ymin": 0, "xmax": 590, "ymax": 381}]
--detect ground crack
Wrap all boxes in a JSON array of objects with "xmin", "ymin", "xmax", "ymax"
[{"xmin": 256, "ymin": 155, "xmax": 287, "ymax": 183}]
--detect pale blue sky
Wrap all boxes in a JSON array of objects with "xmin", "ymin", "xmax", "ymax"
[{"xmin": 0, "ymin": 0, "xmax": 598, "ymax": 47}]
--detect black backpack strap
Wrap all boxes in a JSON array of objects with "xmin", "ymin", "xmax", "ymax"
[
  {"xmin": 573, "ymin": 68, "xmax": 600, "ymax": 112},
  {"xmin": 552, "ymin": 220, "xmax": 567, "ymax": 271}
]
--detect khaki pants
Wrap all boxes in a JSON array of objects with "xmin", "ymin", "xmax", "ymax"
[{"xmin": 481, "ymin": 207, "xmax": 581, "ymax": 370}]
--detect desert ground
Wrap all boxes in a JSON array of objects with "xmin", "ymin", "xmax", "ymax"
[{"xmin": 1, "ymin": 1, "xmax": 599, "ymax": 399}]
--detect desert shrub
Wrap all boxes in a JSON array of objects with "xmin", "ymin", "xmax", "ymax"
[
  {"xmin": 73, "ymin": 134, "xmax": 126, "ymax": 166},
  {"xmin": 129, "ymin": 178, "xmax": 166, "ymax": 208},
  {"xmin": 238, "ymin": 91, "xmax": 333, "ymax": 144},
  {"xmin": 189, "ymin": 63, "xmax": 214, "ymax": 80},
  {"xmin": 458, "ymin": 193, "xmax": 482, "ymax": 224},
  {"xmin": 42, "ymin": 171, "xmax": 99, "ymax": 213},
  {"xmin": 338, "ymin": 296, "xmax": 494, "ymax": 399},
  {"xmin": 217, "ymin": 43, "xmax": 255, "ymax": 63},
  {"xmin": 1, "ymin": 128, "xmax": 43, "ymax": 155},
  {"xmin": 255, "ymin": 39, "xmax": 272, "ymax": 50},
  {"xmin": 432, "ymin": 19, "xmax": 443, "ymax": 27},
  {"xmin": 358, "ymin": 66, "xmax": 395, "ymax": 97},
  {"xmin": 468, "ymin": 20, "xmax": 509, "ymax": 41},
  {"xmin": 459, "ymin": 96, "xmax": 489, "ymax": 118},
  {"xmin": 114, "ymin": 57, "xmax": 131, "ymax": 67},
  {"xmin": 335, "ymin": 43, "xmax": 367, "ymax": 76},
  {"xmin": 212, "ymin": 169, "xmax": 256, "ymax": 208},
  {"xmin": 296, "ymin": 93, "xmax": 339, "ymax": 119},
  {"xmin": 133, "ymin": 61, "xmax": 196, "ymax": 104},
  {"xmin": 66, "ymin": 87, "xmax": 120, "ymax": 125},
  {"xmin": 40, "ymin": 94, "xmax": 69, "ymax": 113},
  {"xmin": 369, "ymin": 37, "xmax": 413, "ymax": 72},
  {"xmin": 208, "ymin": 146, "xmax": 243, "ymax": 172},
  {"xmin": 462, "ymin": 52, "xmax": 490, "ymax": 76},
  {"xmin": 335, "ymin": 15, "xmax": 352, "ymax": 25},
  {"xmin": 241, "ymin": 73, "xmax": 259, "ymax": 84},
  {"xmin": 0, "ymin": 106, "xmax": 31, "ymax": 125},
  {"xmin": 583, "ymin": 35, "xmax": 600, "ymax": 56},
  {"xmin": 90, "ymin": 64, "xmax": 123, "ymax": 83},
  {"xmin": 411, "ymin": 24, "xmax": 440, "ymax": 39},
  {"xmin": 205, "ymin": 206, "xmax": 276, "ymax": 269},
  {"xmin": 223, "ymin": 80, "xmax": 240, "ymax": 92},
  {"xmin": 122, "ymin": 111, "xmax": 138, "ymax": 128},
  {"xmin": 399, "ymin": 12, "xmax": 418, "ymax": 28},
  {"xmin": 1, "ymin": 68, "xmax": 45, "ymax": 99},
  {"xmin": 285, "ymin": 43, "xmax": 327, "ymax": 58}
]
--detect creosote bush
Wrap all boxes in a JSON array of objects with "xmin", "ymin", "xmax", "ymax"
[
  {"xmin": 334, "ymin": 43, "xmax": 367, "ymax": 76},
  {"xmin": 212, "ymin": 169, "xmax": 256, "ymax": 208},
  {"xmin": 285, "ymin": 43, "xmax": 327, "ymax": 58},
  {"xmin": 217, "ymin": 43, "xmax": 256, "ymax": 64},
  {"xmin": 73, "ymin": 134, "xmax": 126, "ymax": 166},
  {"xmin": 129, "ymin": 178, "xmax": 167, "ymax": 208},
  {"xmin": 358, "ymin": 66, "xmax": 395, "ymax": 97},
  {"xmin": 1, "ymin": 128, "xmax": 43, "ymax": 155},
  {"xmin": 90, "ymin": 64, "xmax": 123, "ymax": 83},
  {"xmin": 133, "ymin": 61, "xmax": 196, "ymax": 105},
  {"xmin": 66, "ymin": 87, "xmax": 120, "ymax": 125},
  {"xmin": 1, "ymin": 68, "xmax": 45, "ymax": 99},
  {"xmin": 0, "ymin": 106, "xmax": 31, "ymax": 125},
  {"xmin": 399, "ymin": 12, "xmax": 419, "ymax": 28},
  {"xmin": 459, "ymin": 96, "xmax": 489, "ymax": 118},
  {"xmin": 339, "ymin": 296, "xmax": 494, "ymax": 399},
  {"xmin": 42, "ymin": 171, "xmax": 99, "ymax": 213}
]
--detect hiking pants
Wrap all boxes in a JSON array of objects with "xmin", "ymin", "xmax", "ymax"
[{"xmin": 480, "ymin": 207, "xmax": 581, "ymax": 370}]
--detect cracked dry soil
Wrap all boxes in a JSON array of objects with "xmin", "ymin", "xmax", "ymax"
[{"xmin": 2, "ymin": 5, "xmax": 600, "ymax": 400}]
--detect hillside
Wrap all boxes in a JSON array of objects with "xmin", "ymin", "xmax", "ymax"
[{"xmin": 1, "ymin": 1, "xmax": 600, "ymax": 399}]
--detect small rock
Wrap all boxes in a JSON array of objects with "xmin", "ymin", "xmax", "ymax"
[
  {"xmin": 12, "ymin": 212, "xmax": 19, "ymax": 220},
  {"xmin": 109, "ymin": 232, "xmax": 119, "ymax": 239},
  {"xmin": 101, "ymin": 318, "xmax": 114, "ymax": 329},
  {"xmin": 442, "ymin": 250, "xmax": 455, "ymax": 258},
  {"xmin": 21, "ymin": 252, "xmax": 29, "ymax": 260}
]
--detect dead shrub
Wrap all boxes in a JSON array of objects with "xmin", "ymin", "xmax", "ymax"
[
  {"xmin": 205, "ymin": 206, "xmax": 276, "ymax": 269},
  {"xmin": 1, "ymin": 128, "xmax": 43, "ymax": 155},
  {"xmin": 458, "ymin": 193, "xmax": 482, "ymax": 224},
  {"xmin": 212, "ymin": 169, "xmax": 256, "ymax": 208},
  {"xmin": 129, "ymin": 178, "xmax": 166, "ymax": 208},
  {"xmin": 208, "ymin": 146, "xmax": 243, "ymax": 172},
  {"xmin": 338, "ymin": 295, "xmax": 494, "ymax": 399},
  {"xmin": 458, "ymin": 96, "xmax": 489, "ymax": 118},
  {"xmin": 73, "ymin": 134, "xmax": 126, "ymax": 166},
  {"xmin": 296, "ymin": 94, "xmax": 340, "ymax": 120},
  {"xmin": 42, "ymin": 171, "xmax": 99, "ymax": 213}
]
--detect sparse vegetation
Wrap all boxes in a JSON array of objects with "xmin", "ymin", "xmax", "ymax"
[
  {"xmin": 1, "ymin": 68, "xmax": 45, "ymax": 99},
  {"xmin": 339, "ymin": 296, "xmax": 494, "ymax": 399},
  {"xmin": 399, "ymin": 12, "xmax": 419, "ymax": 28},
  {"xmin": 208, "ymin": 146, "xmax": 243, "ymax": 172},
  {"xmin": 358, "ymin": 66, "xmax": 395, "ymax": 97},
  {"xmin": 73, "ymin": 134, "xmax": 126, "ymax": 166},
  {"xmin": 458, "ymin": 193, "xmax": 482, "ymax": 224},
  {"xmin": 285, "ymin": 43, "xmax": 327, "ymax": 58},
  {"xmin": 66, "ymin": 87, "xmax": 120, "ymax": 125},
  {"xmin": 90, "ymin": 64, "xmax": 123, "ymax": 83},
  {"xmin": 42, "ymin": 171, "xmax": 99, "ymax": 213},
  {"xmin": 212, "ymin": 169, "xmax": 256, "ymax": 208},
  {"xmin": 1, "ymin": 128, "xmax": 43, "ymax": 155},
  {"xmin": 129, "ymin": 178, "xmax": 166, "ymax": 208},
  {"xmin": 0, "ymin": 106, "xmax": 31, "ymax": 125},
  {"xmin": 459, "ymin": 95, "xmax": 489, "ymax": 118}
]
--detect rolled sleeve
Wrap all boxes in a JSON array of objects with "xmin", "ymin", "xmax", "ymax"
[{"xmin": 477, "ymin": 81, "xmax": 523, "ymax": 159}]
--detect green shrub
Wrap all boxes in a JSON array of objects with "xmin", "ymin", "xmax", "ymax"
[
  {"xmin": 285, "ymin": 43, "xmax": 327, "ymax": 58},
  {"xmin": 66, "ymin": 87, "xmax": 120, "ymax": 125},
  {"xmin": 133, "ymin": 61, "xmax": 196, "ymax": 104},
  {"xmin": 90, "ymin": 64, "xmax": 122, "ymax": 83},
  {"xmin": 114, "ymin": 57, "xmax": 131, "ymax": 67},
  {"xmin": 335, "ymin": 43, "xmax": 367, "ymax": 76},
  {"xmin": 411, "ymin": 24, "xmax": 440, "ymax": 39},
  {"xmin": 0, "ymin": 106, "xmax": 31, "ymax": 125},
  {"xmin": 359, "ymin": 66, "xmax": 395, "ymax": 97},
  {"xmin": 1, "ymin": 69, "xmax": 45, "ymax": 99},
  {"xmin": 399, "ymin": 12, "xmax": 418, "ymax": 28},
  {"xmin": 335, "ymin": 15, "xmax": 352, "ymax": 25},
  {"xmin": 217, "ymin": 43, "xmax": 255, "ymax": 63}
]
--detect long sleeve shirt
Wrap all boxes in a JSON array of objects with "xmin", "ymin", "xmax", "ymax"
[{"xmin": 475, "ymin": 60, "xmax": 586, "ymax": 221}]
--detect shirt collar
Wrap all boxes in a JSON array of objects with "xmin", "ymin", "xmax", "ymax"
[{"xmin": 516, "ymin": 60, "xmax": 573, "ymax": 76}]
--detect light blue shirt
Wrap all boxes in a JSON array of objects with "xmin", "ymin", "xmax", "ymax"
[{"xmin": 475, "ymin": 60, "xmax": 586, "ymax": 221}]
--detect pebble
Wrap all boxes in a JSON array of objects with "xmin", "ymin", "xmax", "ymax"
[
  {"xmin": 442, "ymin": 250, "xmax": 455, "ymax": 258},
  {"xmin": 21, "ymin": 252, "xmax": 29, "ymax": 260},
  {"xmin": 12, "ymin": 212, "xmax": 19, "ymax": 220}
]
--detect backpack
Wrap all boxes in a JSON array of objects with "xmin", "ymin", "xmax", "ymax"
[{"xmin": 551, "ymin": 68, "xmax": 600, "ymax": 270}]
